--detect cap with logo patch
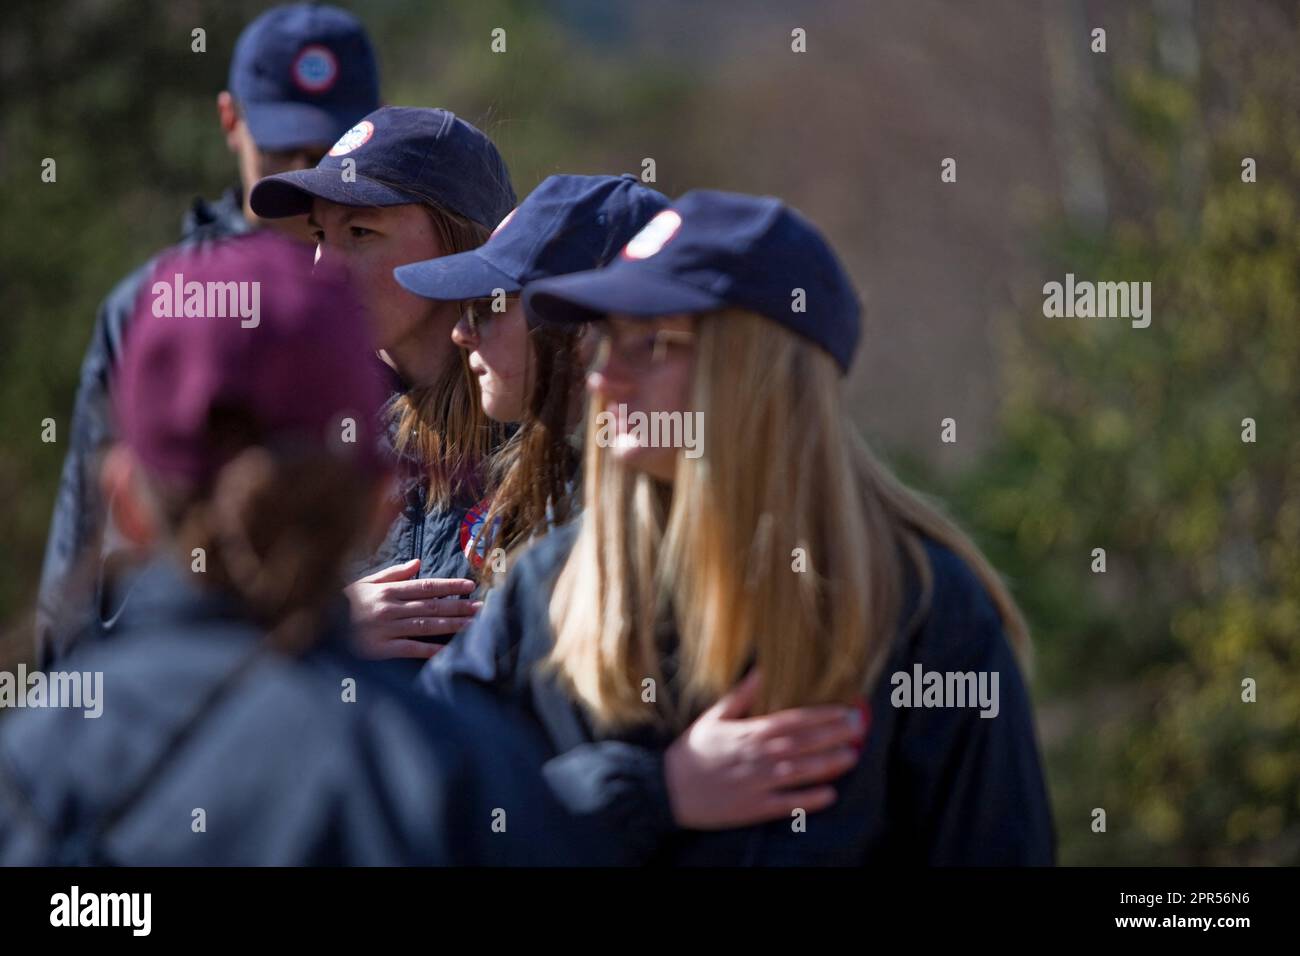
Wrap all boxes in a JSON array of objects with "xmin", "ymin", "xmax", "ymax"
[
  {"xmin": 248, "ymin": 106, "xmax": 516, "ymax": 231},
  {"xmin": 229, "ymin": 3, "xmax": 380, "ymax": 152},
  {"xmin": 392, "ymin": 173, "xmax": 669, "ymax": 302},
  {"xmin": 522, "ymin": 189, "xmax": 862, "ymax": 373}
]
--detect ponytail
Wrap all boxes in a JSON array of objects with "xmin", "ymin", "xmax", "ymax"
[{"xmin": 156, "ymin": 445, "xmax": 376, "ymax": 653}]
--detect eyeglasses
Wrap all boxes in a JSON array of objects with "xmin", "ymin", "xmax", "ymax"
[
  {"xmin": 587, "ymin": 322, "xmax": 696, "ymax": 372},
  {"xmin": 463, "ymin": 295, "xmax": 520, "ymax": 336}
]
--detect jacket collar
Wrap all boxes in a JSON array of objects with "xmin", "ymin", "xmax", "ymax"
[{"xmin": 119, "ymin": 557, "xmax": 354, "ymax": 653}]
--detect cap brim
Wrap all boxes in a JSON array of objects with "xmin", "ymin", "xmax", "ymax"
[
  {"xmin": 242, "ymin": 102, "xmax": 349, "ymax": 152},
  {"xmin": 393, "ymin": 251, "xmax": 521, "ymax": 301},
  {"xmin": 524, "ymin": 267, "xmax": 725, "ymax": 325},
  {"xmin": 250, "ymin": 168, "xmax": 421, "ymax": 219}
]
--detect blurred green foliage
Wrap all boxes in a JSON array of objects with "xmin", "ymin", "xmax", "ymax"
[
  {"xmin": 2, "ymin": 0, "xmax": 263, "ymax": 645},
  {"xmin": 942, "ymin": 7, "xmax": 1299, "ymax": 864}
]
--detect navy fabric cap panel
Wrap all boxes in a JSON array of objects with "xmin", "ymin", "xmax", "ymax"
[
  {"xmin": 249, "ymin": 106, "xmax": 516, "ymax": 231},
  {"xmin": 393, "ymin": 173, "xmax": 670, "ymax": 301},
  {"xmin": 523, "ymin": 189, "xmax": 863, "ymax": 373},
  {"xmin": 229, "ymin": 3, "xmax": 380, "ymax": 151}
]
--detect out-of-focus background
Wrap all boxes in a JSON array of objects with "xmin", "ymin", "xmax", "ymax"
[{"xmin": 0, "ymin": 0, "xmax": 1296, "ymax": 864}]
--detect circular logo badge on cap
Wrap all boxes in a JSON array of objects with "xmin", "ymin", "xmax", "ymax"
[
  {"xmin": 622, "ymin": 209, "xmax": 682, "ymax": 260},
  {"xmin": 292, "ymin": 45, "xmax": 339, "ymax": 93},
  {"xmin": 490, "ymin": 207, "xmax": 518, "ymax": 239},
  {"xmin": 328, "ymin": 120, "xmax": 374, "ymax": 157}
]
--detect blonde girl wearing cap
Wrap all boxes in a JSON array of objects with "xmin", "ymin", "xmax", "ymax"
[{"xmin": 421, "ymin": 191, "xmax": 1055, "ymax": 864}]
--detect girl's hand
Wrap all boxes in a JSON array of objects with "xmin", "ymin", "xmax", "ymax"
[
  {"xmin": 664, "ymin": 670, "xmax": 867, "ymax": 829},
  {"xmin": 345, "ymin": 559, "xmax": 481, "ymax": 660}
]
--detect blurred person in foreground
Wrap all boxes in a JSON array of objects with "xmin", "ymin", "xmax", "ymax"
[{"xmin": 0, "ymin": 232, "xmax": 597, "ymax": 865}]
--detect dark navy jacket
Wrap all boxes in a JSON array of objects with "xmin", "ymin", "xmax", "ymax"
[
  {"xmin": 345, "ymin": 383, "xmax": 494, "ymax": 683},
  {"xmin": 0, "ymin": 560, "xmax": 602, "ymax": 866},
  {"xmin": 35, "ymin": 190, "xmax": 252, "ymax": 667},
  {"xmin": 348, "ymin": 387, "xmax": 482, "ymax": 585},
  {"xmin": 419, "ymin": 519, "xmax": 1057, "ymax": 866}
]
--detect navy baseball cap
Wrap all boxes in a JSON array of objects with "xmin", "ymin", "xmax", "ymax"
[
  {"xmin": 229, "ymin": 4, "xmax": 380, "ymax": 152},
  {"xmin": 392, "ymin": 174, "xmax": 669, "ymax": 301},
  {"xmin": 248, "ymin": 107, "xmax": 516, "ymax": 231},
  {"xmin": 523, "ymin": 190, "xmax": 862, "ymax": 372}
]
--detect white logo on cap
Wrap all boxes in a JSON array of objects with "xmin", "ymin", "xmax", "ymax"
[
  {"xmin": 622, "ymin": 209, "xmax": 682, "ymax": 260},
  {"xmin": 491, "ymin": 207, "xmax": 518, "ymax": 238},
  {"xmin": 293, "ymin": 45, "xmax": 339, "ymax": 93},
  {"xmin": 328, "ymin": 120, "xmax": 374, "ymax": 157}
]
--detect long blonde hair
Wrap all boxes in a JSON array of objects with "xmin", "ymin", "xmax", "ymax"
[{"xmin": 548, "ymin": 309, "xmax": 1029, "ymax": 732}]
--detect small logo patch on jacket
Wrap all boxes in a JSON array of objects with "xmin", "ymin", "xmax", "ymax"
[{"xmin": 459, "ymin": 499, "xmax": 496, "ymax": 569}]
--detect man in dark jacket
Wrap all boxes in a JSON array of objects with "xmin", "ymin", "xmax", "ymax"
[{"xmin": 36, "ymin": 3, "xmax": 381, "ymax": 665}]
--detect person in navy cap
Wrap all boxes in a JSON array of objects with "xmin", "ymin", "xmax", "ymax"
[
  {"xmin": 0, "ymin": 231, "xmax": 602, "ymax": 866},
  {"xmin": 390, "ymin": 173, "xmax": 668, "ymax": 581},
  {"xmin": 36, "ymin": 3, "xmax": 381, "ymax": 667},
  {"xmin": 420, "ymin": 190, "xmax": 1057, "ymax": 865},
  {"xmin": 250, "ymin": 107, "xmax": 516, "ymax": 664}
]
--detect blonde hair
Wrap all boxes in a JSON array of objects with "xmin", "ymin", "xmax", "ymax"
[
  {"xmin": 388, "ymin": 197, "xmax": 506, "ymax": 509},
  {"xmin": 547, "ymin": 309, "xmax": 1029, "ymax": 732}
]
